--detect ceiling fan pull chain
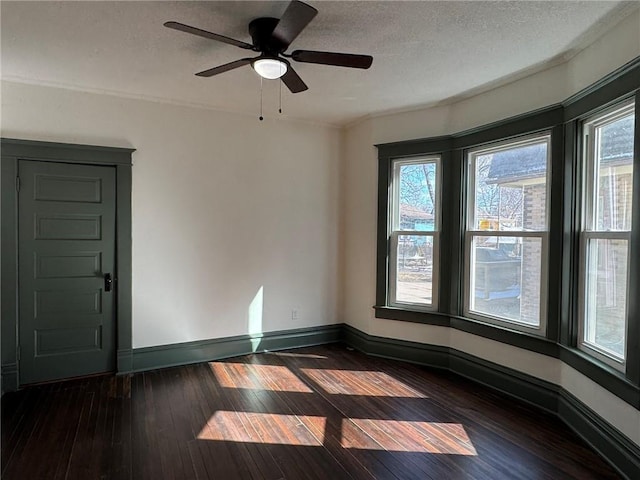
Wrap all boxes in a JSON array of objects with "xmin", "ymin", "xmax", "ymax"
[
  {"xmin": 259, "ymin": 76, "xmax": 264, "ymax": 121},
  {"xmin": 279, "ymin": 76, "xmax": 283, "ymax": 114}
]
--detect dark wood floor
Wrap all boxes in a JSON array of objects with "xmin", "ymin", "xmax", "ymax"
[{"xmin": 2, "ymin": 344, "xmax": 621, "ymax": 479}]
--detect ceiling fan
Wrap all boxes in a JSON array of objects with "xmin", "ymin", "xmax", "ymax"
[{"xmin": 164, "ymin": 0, "xmax": 373, "ymax": 93}]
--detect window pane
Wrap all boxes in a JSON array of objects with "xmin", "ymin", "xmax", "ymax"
[
  {"xmin": 395, "ymin": 235, "xmax": 433, "ymax": 305},
  {"xmin": 398, "ymin": 163, "xmax": 437, "ymax": 231},
  {"xmin": 473, "ymin": 141, "xmax": 548, "ymax": 231},
  {"xmin": 584, "ymin": 238, "xmax": 628, "ymax": 359},
  {"xmin": 593, "ymin": 113, "xmax": 634, "ymax": 231},
  {"xmin": 469, "ymin": 236, "xmax": 541, "ymax": 326}
]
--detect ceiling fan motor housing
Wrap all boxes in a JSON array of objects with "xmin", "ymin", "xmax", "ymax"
[{"xmin": 249, "ymin": 18, "xmax": 284, "ymax": 55}]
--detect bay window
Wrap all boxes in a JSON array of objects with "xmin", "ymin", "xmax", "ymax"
[{"xmin": 375, "ymin": 61, "xmax": 640, "ymax": 406}]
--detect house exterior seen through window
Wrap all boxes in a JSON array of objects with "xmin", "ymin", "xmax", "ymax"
[{"xmin": 465, "ymin": 135, "xmax": 551, "ymax": 333}]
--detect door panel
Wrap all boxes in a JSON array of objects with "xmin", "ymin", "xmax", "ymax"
[
  {"xmin": 35, "ymin": 213, "xmax": 103, "ymax": 239},
  {"xmin": 35, "ymin": 252, "xmax": 102, "ymax": 279},
  {"xmin": 18, "ymin": 160, "xmax": 116, "ymax": 384}
]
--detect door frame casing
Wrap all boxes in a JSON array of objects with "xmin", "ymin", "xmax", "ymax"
[{"xmin": 1, "ymin": 138, "xmax": 134, "ymax": 391}]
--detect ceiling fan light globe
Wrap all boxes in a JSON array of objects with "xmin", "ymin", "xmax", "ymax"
[{"xmin": 253, "ymin": 58, "xmax": 288, "ymax": 79}]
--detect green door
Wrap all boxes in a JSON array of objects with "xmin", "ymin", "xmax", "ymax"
[{"xmin": 18, "ymin": 160, "xmax": 116, "ymax": 385}]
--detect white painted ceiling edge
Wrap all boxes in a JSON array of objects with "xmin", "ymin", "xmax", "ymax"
[
  {"xmin": 361, "ymin": 7, "xmax": 640, "ymax": 144},
  {"xmin": 1, "ymin": 1, "xmax": 639, "ymax": 126}
]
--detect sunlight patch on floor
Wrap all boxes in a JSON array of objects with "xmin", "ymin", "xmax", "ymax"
[
  {"xmin": 198, "ymin": 411, "xmax": 325, "ymax": 446},
  {"xmin": 210, "ymin": 362, "xmax": 313, "ymax": 393},
  {"xmin": 342, "ymin": 419, "xmax": 477, "ymax": 455},
  {"xmin": 301, "ymin": 369, "xmax": 427, "ymax": 397}
]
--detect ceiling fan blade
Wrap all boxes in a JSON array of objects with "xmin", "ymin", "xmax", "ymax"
[
  {"xmin": 281, "ymin": 66, "xmax": 308, "ymax": 93},
  {"xmin": 164, "ymin": 21, "xmax": 254, "ymax": 50},
  {"xmin": 271, "ymin": 1, "xmax": 318, "ymax": 49},
  {"xmin": 292, "ymin": 50, "xmax": 373, "ymax": 69},
  {"xmin": 195, "ymin": 58, "xmax": 254, "ymax": 77}
]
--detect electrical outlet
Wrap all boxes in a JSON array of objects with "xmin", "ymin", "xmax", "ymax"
[{"xmin": 291, "ymin": 309, "xmax": 299, "ymax": 320}]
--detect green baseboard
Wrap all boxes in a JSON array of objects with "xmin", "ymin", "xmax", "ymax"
[
  {"xmin": 117, "ymin": 348, "xmax": 133, "ymax": 374},
  {"xmin": 342, "ymin": 323, "xmax": 450, "ymax": 368},
  {"xmin": 130, "ymin": 324, "xmax": 343, "ymax": 373},
  {"xmin": 1, "ymin": 363, "xmax": 17, "ymax": 394},
  {"xmin": 449, "ymin": 348, "xmax": 560, "ymax": 414},
  {"xmin": 559, "ymin": 389, "xmax": 640, "ymax": 480},
  {"xmin": 342, "ymin": 324, "xmax": 639, "ymax": 480}
]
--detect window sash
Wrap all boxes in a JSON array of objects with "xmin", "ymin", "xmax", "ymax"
[
  {"xmin": 582, "ymin": 101, "xmax": 635, "ymax": 233},
  {"xmin": 578, "ymin": 99, "xmax": 634, "ymax": 368},
  {"xmin": 467, "ymin": 134, "xmax": 551, "ymax": 233},
  {"xmin": 464, "ymin": 231, "xmax": 548, "ymax": 333},
  {"xmin": 389, "ymin": 231, "xmax": 439, "ymax": 309},
  {"xmin": 577, "ymin": 232, "xmax": 630, "ymax": 368},
  {"xmin": 464, "ymin": 134, "xmax": 551, "ymax": 334},
  {"xmin": 388, "ymin": 156, "xmax": 441, "ymax": 310},
  {"xmin": 391, "ymin": 157, "xmax": 441, "ymax": 232}
]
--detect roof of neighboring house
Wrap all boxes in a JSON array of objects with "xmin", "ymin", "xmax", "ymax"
[
  {"xmin": 400, "ymin": 204, "xmax": 434, "ymax": 221},
  {"xmin": 486, "ymin": 143, "xmax": 547, "ymax": 182},
  {"xmin": 487, "ymin": 116, "xmax": 634, "ymax": 182},
  {"xmin": 600, "ymin": 115, "xmax": 635, "ymax": 162}
]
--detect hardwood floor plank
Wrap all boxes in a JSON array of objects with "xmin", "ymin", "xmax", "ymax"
[
  {"xmin": 181, "ymin": 366, "xmax": 246, "ymax": 480},
  {"xmin": 145, "ymin": 370, "xmax": 182, "ymax": 480},
  {"xmin": 51, "ymin": 381, "xmax": 88, "ymax": 480},
  {"xmin": 1, "ymin": 386, "xmax": 44, "ymax": 474},
  {"xmin": 6, "ymin": 383, "xmax": 75, "ymax": 479},
  {"xmin": 197, "ymin": 362, "xmax": 285, "ymax": 480},
  {"xmin": 99, "ymin": 377, "xmax": 121, "ymax": 479},
  {"xmin": 189, "ymin": 364, "xmax": 259, "ymax": 480},
  {"xmin": 65, "ymin": 390, "xmax": 97, "ymax": 480},
  {"xmin": 154, "ymin": 368, "xmax": 196, "ymax": 479},
  {"xmin": 186, "ymin": 439, "xmax": 212, "ymax": 480},
  {"xmin": 109, "ymin": 375, "xmax": 133, "ymax": 480},
  {"xmin": 130, "ymin": 372, "xmax": 163, "ymax": 480}
]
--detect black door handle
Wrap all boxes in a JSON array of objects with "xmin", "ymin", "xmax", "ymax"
[{"xmin": 104, "ymin": 273, "xmax": 113, "ymax": 292}]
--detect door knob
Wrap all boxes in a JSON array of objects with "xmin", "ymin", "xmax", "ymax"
[{"xmin": 104, "ymin": 273, "xmax": 113, "ymax": 292}]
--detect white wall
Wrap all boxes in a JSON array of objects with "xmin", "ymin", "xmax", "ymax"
[
  {"xmin": 1, "ymin": 81, "xmax": 341, "ymax": 348},
  {"xmin": 342, "ymin": 9, "xmax": 640, "ymax": 446}
]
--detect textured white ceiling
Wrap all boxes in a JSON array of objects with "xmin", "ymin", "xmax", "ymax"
[{"xmin": 1, "ymin": 1, "xmax": 637, "ymax": 126}]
